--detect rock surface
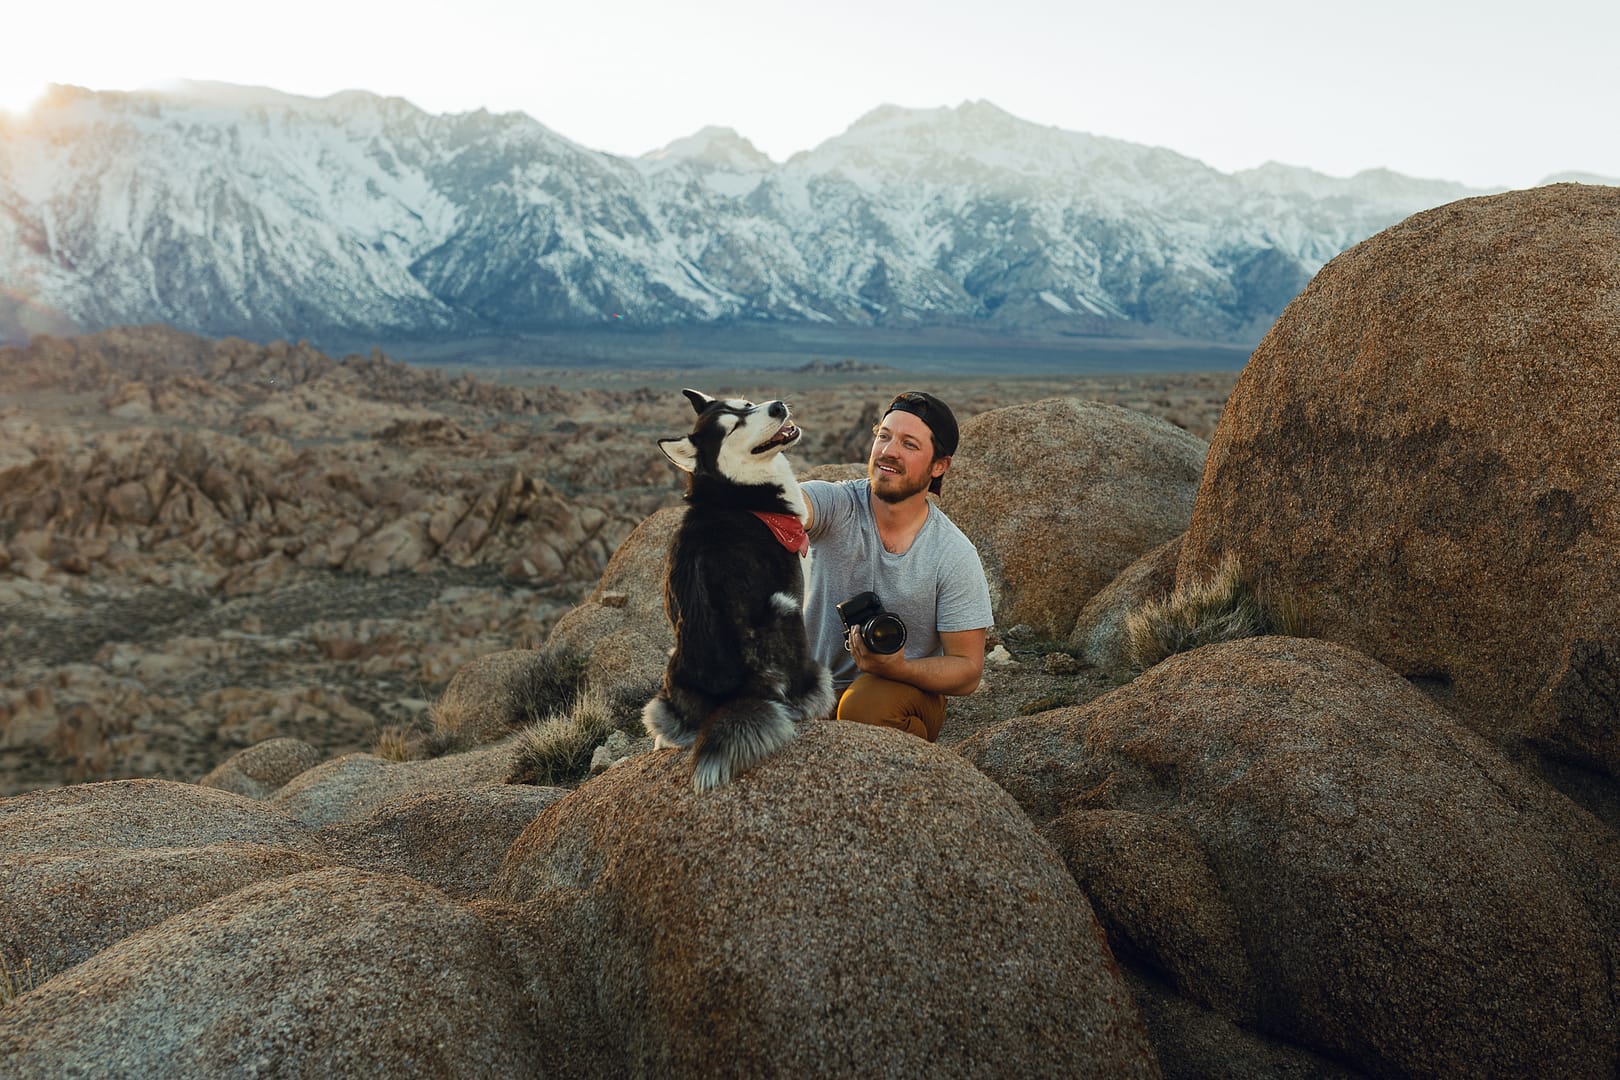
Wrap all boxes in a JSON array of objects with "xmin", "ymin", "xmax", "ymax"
[
  {"xmin": 542, "ymin": 505, "xmax": 680, "ymax": 702},
  {"xmin": 318, "ymin": 783, "xmax": 566, "ymax": 899},
  {"xmin": 1069, "ymin": 534, "xmax": 1182, "ymax": 673},
  {"xmin": 942, "ymin": 398, "xmax": 1205, "ymax": 639},
  {"xmin": 1178, "ymin": 183, "xmax": 1620, "ymax": 791},
  {"xmin": 0, "ymin": 867, "xmax": 545, "ymax": 1076},
  {"xmin": 197, "ymin": 737, "xmax": 325, "ymax": 799},
  {"xmin": 495, "ymin": 719, "xmax": 1160, "ymax": 1078},
  {"xmin": 0, "ymin": 779, "xmax": 327, "ymax": 983},
  {"xmin": 960, "ymin": 636, "xmax": 1620, "ymax": 1078},
  {"xmin": 268, "ymin": 742, "xmax": 516, "ymax": 828}
]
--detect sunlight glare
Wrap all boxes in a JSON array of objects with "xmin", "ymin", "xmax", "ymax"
[{"xmin": 0, "ymin": 77, "xmax": 48, "ymax": 117}]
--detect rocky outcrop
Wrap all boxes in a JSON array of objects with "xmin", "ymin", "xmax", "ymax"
[
  {"xmin": 941, "ymin": 398, "xmax": 1205, "ymax": 639},
  {"xmin": 198, "ymin": 737, "xmax": 325, "ymax": 799},
  {"xmin": 960, "ymin": 636, "xmax": 1620, "ymax": 1078},
  {"xmin": 1069, "ymin": 534, "xmax": 1182, "ymax": 673},
  {"xmin": 544, "ymin": 505, "xmax": 681, "ymax": 702},
  {"xmin": 0, "ymin": 713, "xmax": 1164, "ymax": 1077},
  {"xmin": 0, "ymin": 424, "xmax": 628, "ymax": 589},
  {"xmin": 1178, "ymin": 184, "xmax": 1620, "ymax": 795},
  {"xmin": 0, "ymin": 780, "xmax": 328, "ymax": 982},
  {"xmin": 495, "ymin": 718, "xmax": 1159, "ymax": 1077},
  {"xmin": 268, "ymin": 742, "xmax": 517, "ymax": 829},
  {"xmin": 0, "ymin": 867, "xmax": 546, "ymax": 1076}
]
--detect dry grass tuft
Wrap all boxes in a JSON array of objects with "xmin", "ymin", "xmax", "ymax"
[
  {"xmin": 2, "ymin": 951, "xmax": 37, "ymax": 1005},
  {"xmin": 507, "ymin": 683, "xmax": 625, "ymax": 787},
  {"xmin": 506, "ymin": 646, "xmax": 590, "ymax": 729},
  {"xmin": 371, "ymin": 725, "xmax": 416, "ymax": 762},
  {"xmin": 1125, "ymin": 556, "xmax": 1307, "ymax": 671},
  {"xmin": 426, "ymin": 645, "xmax": 590, "ymax": 748}
]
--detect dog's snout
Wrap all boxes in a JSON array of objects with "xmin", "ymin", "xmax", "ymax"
[{"xmin": 767, "ymin": 400, "xmax": 787, "ymax": 419}]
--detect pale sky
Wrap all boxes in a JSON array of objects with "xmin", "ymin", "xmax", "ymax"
[{"xmin": 1, "ymin": 0, "xmax": 1613, "ymax": 190}]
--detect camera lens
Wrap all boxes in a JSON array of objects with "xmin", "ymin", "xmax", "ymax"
[{"xmin": 862, "ymin": 613, "xmax": 907, "ymax": 654}]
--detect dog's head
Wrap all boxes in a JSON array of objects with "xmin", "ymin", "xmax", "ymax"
[{"xmin": 658, "ymin": 389, "xmax": 801, "ymax": 484}]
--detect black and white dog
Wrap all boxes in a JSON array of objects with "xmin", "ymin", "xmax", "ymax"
[{"xmin": 643, "ymin": 389, "xmax": 834, "ymax": 791}]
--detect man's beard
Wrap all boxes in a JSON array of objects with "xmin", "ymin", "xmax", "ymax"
[{"xmin": 869, "ymin": 458, "xmax": 932, "ymax": 503}]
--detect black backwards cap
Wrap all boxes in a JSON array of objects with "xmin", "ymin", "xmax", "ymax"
[{"xmin": 882, "ymin": 390, "xmax": 959, "ymax": 495}]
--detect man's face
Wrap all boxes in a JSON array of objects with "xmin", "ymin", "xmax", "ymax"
[{"xmin": 869, "ymin": 410, "xmax": 945, "ymax": 504}]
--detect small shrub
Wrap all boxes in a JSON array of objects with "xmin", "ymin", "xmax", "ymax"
[
  {"xmin": 371, "ymin": 725, "xmax": 416, "ymax": 763},
  {"xmin": 507, "ymin": 683, "xmax": 621, "ymax": 787},
  {"xmin": 1125, "ymin": 556, "xmax": 1306, "ymax": 671},
  {"xmin": 427, "ymin": 645, "xmax": 590, "ymax": 746},
  {"xmin": 506, "ymin": 645, "xmax": 591, "ymax": 728},
  {"xmin": 421, "ymin": 728, "xmax": 473, "ymax": 759}
]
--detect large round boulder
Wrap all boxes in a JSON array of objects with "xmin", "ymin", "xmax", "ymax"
[
  {"xmin": 268, "ymin": 741, "xmax": 515, "ymax": 828},
  {"xmin": 941, "ymin": 398, "xmax": 1205, "ymax": 639},
  {"xmin": 0, "ymin": 780, "xmax": 326, "ymax": 983},
  {"xmin": 0, "ymin": 868, "xmax": 544, "ymax": 1075},
  {"xmin": 959, "ymin": 636, "xmax": 1620, "ymax": 1078},
  {"xmin": 494, "ymin": 719, "xmax": 1158, "ymax": 1078},
  {"xmin": 197, "ymin": 737, "xmax": 324, "ymax": 799},
  {"xmin": 1178, "ymin": 183, "xmax": 1620, "ymax": 785}
]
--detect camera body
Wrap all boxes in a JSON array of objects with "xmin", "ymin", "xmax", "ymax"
[{"xmin": 836, "ymin": 591, "xmax": 908, "ymax": 655}]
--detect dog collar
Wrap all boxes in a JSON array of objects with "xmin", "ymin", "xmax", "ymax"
[{"xmin": 751, "ymin": 511, "xmax": 809, "ymax": 556}]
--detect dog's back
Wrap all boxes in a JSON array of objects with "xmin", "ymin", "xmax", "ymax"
[{"xmin": 642, "ymin": 391, "xmax": 833, "ymax": 790}]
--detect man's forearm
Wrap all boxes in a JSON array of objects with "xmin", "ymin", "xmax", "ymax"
[{"xmin": 878, "ymin": 651, "xmax": 982, "ymax": 697}]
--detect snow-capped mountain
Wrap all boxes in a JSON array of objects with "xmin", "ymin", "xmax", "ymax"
[{"xmin": 0, "ymin": 82, "xmax": 1535, "ymax": 347}]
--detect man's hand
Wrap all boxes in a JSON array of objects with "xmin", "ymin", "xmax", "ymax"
[
  {"xmin": 847, "ymin": 627, "xmax": 909, "ymax": 681},
  {"xmin": 847, "ymin": 627, "xmax": 986, "ymax": 696}
]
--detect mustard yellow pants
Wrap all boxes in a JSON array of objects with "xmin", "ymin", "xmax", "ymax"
[{"xmin": 835, "ymin": 674, "xmax": 946, "ymax": 742}]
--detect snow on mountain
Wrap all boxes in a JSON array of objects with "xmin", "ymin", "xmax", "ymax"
[
  {"xmin": 641, "ymin": 126, "xmax": 774, "ymax": 172},
  {"xmin": 0, "ymin": 84, "xmax": 1502, "ymax": 347}
]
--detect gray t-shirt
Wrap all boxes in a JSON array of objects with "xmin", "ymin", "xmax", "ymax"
[{"xmin": 803, "ymin": 478, "xmax": 994, "ymax": 692}]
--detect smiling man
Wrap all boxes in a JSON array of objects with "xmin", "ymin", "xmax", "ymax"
[{"xmin": 800, "ymin": 391, "xmax": 994, "ymax": 740}]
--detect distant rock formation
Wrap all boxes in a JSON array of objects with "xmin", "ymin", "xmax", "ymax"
[{"xmin": 0, "ymin": 328, "xmax": 639, "ymax": 593}]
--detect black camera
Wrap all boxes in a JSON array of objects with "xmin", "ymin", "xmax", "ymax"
[{"xmin": 836, "ymin": 591, "xmax": 907, "ymax": 655}]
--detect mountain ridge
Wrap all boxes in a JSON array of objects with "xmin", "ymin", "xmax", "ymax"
[{"xmin": 1, "ymin": 82, "xmax": 1597, "ymax": 351}]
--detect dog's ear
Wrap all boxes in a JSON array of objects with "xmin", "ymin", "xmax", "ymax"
[
  {"xmin": 658, "ymin": 435, "xmax": 699, "ymax": 473},
  {"xmin": 682, "ymin": 389, "xmax": 714, "ymax": 414}
]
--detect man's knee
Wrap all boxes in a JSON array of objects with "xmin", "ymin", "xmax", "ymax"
[{"xmin": 836, "ymin": 675, "xmax": 944, "ymax": 741}]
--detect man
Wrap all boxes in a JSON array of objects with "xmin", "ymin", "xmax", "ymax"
[{"xmin": 800, "ymin": 391, "xmax": 994, "ymax": 741}]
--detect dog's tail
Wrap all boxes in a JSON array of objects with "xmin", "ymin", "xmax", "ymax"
[{"xmin": 691, "ymin": 699, "xmax": 797, "ymax": 792}]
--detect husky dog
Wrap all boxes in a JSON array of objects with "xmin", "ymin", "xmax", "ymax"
[{"xmin": 643, "ymin": 389, "xmax": 834, "ymax": 791}]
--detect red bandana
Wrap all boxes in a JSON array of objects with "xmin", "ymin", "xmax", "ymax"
[{"xmin": 751, "ymin": 510, "xmax": 809, "ymax": 556}]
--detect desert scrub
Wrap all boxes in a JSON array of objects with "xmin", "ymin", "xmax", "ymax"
[
  {"xmin": 508, "ymin": 683, "xmax": 628, "ymax": 787},
  {"xmin": 371, "ymin": 724, "xmax": 416, "ymax": 762},
  {"xmin": 1125, "ymin": 556, "xmax": 1307, "ymax": 671},
  {"xmin": 429, "ymin": 645, "xmax": 589, "ymax": 748},
  {"xmin": 506, "ymin": 645, "xmax": 590, "ymax": 727}
]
